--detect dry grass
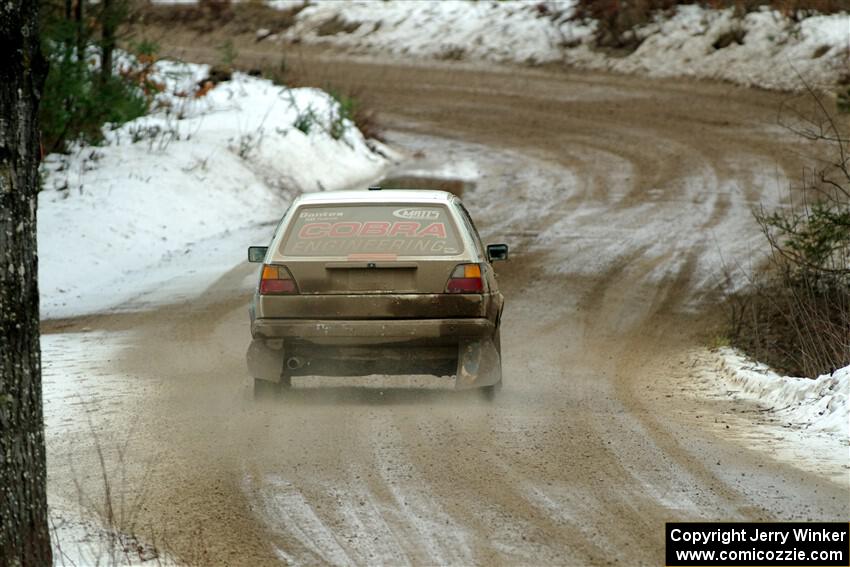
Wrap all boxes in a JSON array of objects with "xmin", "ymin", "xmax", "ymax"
[
  {"xmin": 132, "ymin": 0, "xmax": 306, "ymax": 36},
  {"xmin": 726, "ymin": 272, "xmax": 848, "ymax": 376},
  {"xmin": 725, "ymin": 85, "xmax": 849, "ymax": 377}
]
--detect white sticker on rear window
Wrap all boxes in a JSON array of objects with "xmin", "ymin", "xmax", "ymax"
[{"xmin": 392, "ymin": 208, "xmax": 440, "ymax": 220}]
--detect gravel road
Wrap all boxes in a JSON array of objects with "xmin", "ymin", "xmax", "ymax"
[{"xmin": 43, "ymin": 46, "xmax": 849, "ymax": 566}]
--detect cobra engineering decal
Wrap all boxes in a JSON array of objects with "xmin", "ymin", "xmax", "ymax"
[{"xmin": 298, "ymin": 221, "xmax": 448, "ymax": 239}]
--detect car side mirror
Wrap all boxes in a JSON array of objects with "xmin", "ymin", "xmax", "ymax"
[
  {"xmin": 487, "ymin": 243, "xmax": 509, "ymax": 262},
  {"xmin": 248, "ymin": 246, "xmax": 268, "ymax": 263}
]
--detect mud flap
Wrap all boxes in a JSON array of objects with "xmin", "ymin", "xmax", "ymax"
[
  {"xmin": 246, "ymin": 339, "xmax": 285, "ymax": 383},
  {"xmin": 455, "ymin": 337, "xmax": 502, "ymax": 389}
]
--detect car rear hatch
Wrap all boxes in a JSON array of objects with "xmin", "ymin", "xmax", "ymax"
[{"xmin": 259, "ymin": 202, "xmax": 485, "ymax": 319}]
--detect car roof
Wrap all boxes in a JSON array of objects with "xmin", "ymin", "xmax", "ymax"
[{"xmin": 292, "ymin": 189, "xmax": 458, "ymax": 205}]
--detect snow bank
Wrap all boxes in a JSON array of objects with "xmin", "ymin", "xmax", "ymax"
[
  {"xmin": 286, "ymin": 0, "xmax": 573, "ymax": 64},
  {"xmin": 278, "ymin": 0, "xmax": 849, "ymax": 91},
  {"xmin": 714, "ymin": 348, "xmax": 849, "ymax": 435},
  {"xmin": 39, "ymin": 59, "xmax": 392, "ymax": 319},
  {"xmin": 576, "ymin": 7, "xmax": 850, "ymax": 91}
]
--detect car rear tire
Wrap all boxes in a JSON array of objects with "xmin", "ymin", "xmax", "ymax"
[
  {"xmin": 253, "ymin": 378, "xmax": 279, "ymax": 399},
  {"xmin": 254, "ymin": 370, "xmax": 292, "ymax": 399},
  {"xmin": 480, "ymin": 379, "xmax": 502, "ymax": 401},
  {"xmin": 479, "ymin": 330, "xmax": 502, "ymax": 401}
]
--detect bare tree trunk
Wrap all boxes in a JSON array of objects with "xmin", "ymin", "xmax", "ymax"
[
  {"xmin": 74, "ymin": 0, "xmax": 85, "ymax": 59},
  {"xmin": 64, "ymin": 0, "xmax": 75, "ymax": 55},
  {"xmin": 0, "ymin": 1, "xmax": 51, "ymax": 566},
  {"xmin": 100, "ymin": 0, "xmax": 115, "ymax": 84}
]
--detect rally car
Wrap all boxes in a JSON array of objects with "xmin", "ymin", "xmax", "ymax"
[{"xmin": 246, "ymin": 188, "xmax": 508, "ymax": 398}]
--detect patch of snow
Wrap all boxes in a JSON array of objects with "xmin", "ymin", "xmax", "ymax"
[
  {"xmin": 39, "ymin": 58, "xmax": 394, "ymax": 319},
  {"xmin": 690, "ymin": 348, "xmax": 848, "ymax": 485},
  {"xmin": 397, "ymin": 158, "xmax": 481, "ymax": 183},
  {"xmin": 42, "ymin": 330, "xmax": 140, "ymax": 436},
  {"xmin": 266, "ymin": 0, "xmax": 308, "ymax": 10},
  {"xmin": 51, "ymin": 497, "xmax": 175, "ymax": 566},
  {"xmin": 43, "ymin": 329, "xmax": 185, "ymax": 565},
  {"xmin": 585, "ymin": 6, "xmax": 850, "ymax": 91},
  {"xmin": 367, "ymin": 416, "xmax": 474, "ymax": 565},
  {"xmin": 286, "ymin": 0, "xmax": 577, "ymax": 65},
  {"xmin": 243, "ymin": 474, "xmax": 354, "ymax": 566},
  {"xmin": 281, "ymin": 1, "xmax": 849, "ymax": 91},
  {"xmin": 715, "ymin": 348, "xmax": 849, "ymax": 435}
]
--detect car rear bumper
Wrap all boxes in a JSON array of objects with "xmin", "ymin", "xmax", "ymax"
[
  {"xmin": 248, "ymin": 319, "xmax": 501, "ymax": 389},
  {"xmin": 251, "ymin": 318, "xmax": 495, "ymax": 341},
  {"xmin": 254, "ymin": 293, "xmax": 492, "ymax": 319}
]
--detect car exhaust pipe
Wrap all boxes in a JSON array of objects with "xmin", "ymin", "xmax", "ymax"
[{"xmin": 286, "ymin": 356, "xmax": 306, "ymax": 370}]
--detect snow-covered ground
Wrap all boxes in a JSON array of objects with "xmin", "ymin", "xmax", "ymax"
[
  {"xmin": 44, "ymin": 326, "xmax": 178, "ymax": 566},
  {"xmin": 691, "ymin": 348, "xmax": 849, "ymax": 483},
  {"xmin": 275, "ymin": 0, "xmax": 849, "ymax": 91},
  {"xmin": 51, "ymin": 497, "xmax": 175, "ymax": 567},
  {"xmin": 715, "ymin": 348, "xmax": 848, "ymax": 435},
  {"xmin": 38, "ymin": 58, "xmax": 393, "ymax": 320}
]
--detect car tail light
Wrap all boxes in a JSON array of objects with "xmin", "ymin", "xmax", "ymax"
[
  {"xmin": 259, "ymin": 265, "xmax": 298, "ymax": 295},
  {"xmin": 446, "ymin": 263, "xmax": 484, "ymax": 293}
]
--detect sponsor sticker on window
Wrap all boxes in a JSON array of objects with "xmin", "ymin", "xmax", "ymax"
[{"xmin": 282, "ymin": 205, "xmax": 464, "ymax": 257}]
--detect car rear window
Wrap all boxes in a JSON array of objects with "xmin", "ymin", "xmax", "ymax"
[{"xmin": 281, "ymin": 204, "xmax": 464, "ymax": 257}]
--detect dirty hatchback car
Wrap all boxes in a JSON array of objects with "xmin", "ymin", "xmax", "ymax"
[{"xmin": 246, "ymin": 189, "xmax": 508, "ymax": 398}]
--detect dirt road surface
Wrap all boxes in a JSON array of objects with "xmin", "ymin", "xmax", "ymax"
[{"xmin": 43, "ymin": 45, "xmax": 849, "ymax": 566}]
